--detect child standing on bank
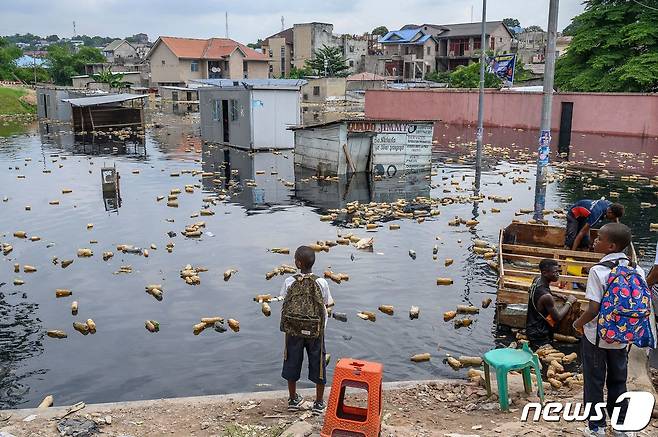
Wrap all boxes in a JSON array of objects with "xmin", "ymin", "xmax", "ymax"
[
  {"xmin": 573, "ymin": 223, "xmax": 655, "ymax": 437},
  {"xmin": 280, "ymin": 246, "xmax": 333, "ymax": 414}
]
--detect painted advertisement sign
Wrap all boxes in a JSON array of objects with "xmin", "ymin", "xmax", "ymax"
[{"xmin": 368, "ymin": 122, "xmax": 434, "ymax": 176}]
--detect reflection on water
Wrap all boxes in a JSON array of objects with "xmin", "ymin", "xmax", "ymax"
[
  {"xmin": 39, "ymin": 121, "xmax": 146, "ymax": 157},
  {"xmin": 1, "ymin": 114, "xmax": 656, "ymax": 409},
  {"xmin": 0, "ymin": 289, "xmax": 46, "ymax": 408}
]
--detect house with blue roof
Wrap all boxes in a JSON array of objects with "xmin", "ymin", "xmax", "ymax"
[{"xmin": 378, "ymin": 28, "xmax": 438, "ymax": 81}]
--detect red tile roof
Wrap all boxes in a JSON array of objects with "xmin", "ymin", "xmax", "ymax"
[{"xmin": 157, "ymin": 36, "xmax": 268, "ymax": 61}]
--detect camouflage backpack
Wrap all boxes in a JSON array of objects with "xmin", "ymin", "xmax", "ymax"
[{"xmin": 280, "ymin": 274, "xmax": 325, "ymax": 339}]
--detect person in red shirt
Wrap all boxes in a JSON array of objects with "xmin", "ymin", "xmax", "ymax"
[{"xmin": 565, "ymin": 199, "xmax": 624, "ymax": 251}]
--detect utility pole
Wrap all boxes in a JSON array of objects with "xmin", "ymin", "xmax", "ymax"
[
  {"xmin": 533, "ymin": 0, "xmax": 559, "ymax": 220},
  {"xmin": 474, "ymin": 0, "xmax": 486, "ymax": 195},
  {"xmin": 225, "ymin": 12, "xmax": 229, "ymax": 38}
]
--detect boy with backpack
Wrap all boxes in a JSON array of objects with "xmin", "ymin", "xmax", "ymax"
[
  {"xmin": 280, "ymin": 246, "xmax": 333, "ymax": 414},
  {"xmin": 573, "ymin": 223, "xmax": 656, "ymax": 437}
]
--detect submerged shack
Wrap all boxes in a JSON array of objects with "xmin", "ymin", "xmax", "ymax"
[
  {"xmin": 197, "ymin": 79, "xmax": 306, "ymax": 151},
  {"xmin": 61, "ymin": 93, "xmax": 148, "ymax": 133},
  {"xmin": 291, "ymin": 119, "xmax": 434, "ymax": 176}
]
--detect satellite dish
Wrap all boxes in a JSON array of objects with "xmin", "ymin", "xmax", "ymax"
[{"xmin": 211, "ymin": 67, "xmax": 221, "ymax": 73}]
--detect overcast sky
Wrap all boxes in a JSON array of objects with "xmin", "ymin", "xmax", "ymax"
[{"xmin": 0, "ymin": 0, "xmax": 586, "ymax": 43}]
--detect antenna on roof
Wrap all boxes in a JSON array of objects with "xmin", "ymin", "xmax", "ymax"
[
  {"xmin": 281, "ymin": 16, "xmax": 285, "ymax": 31},
  {"xmin": 225, "ymin": 11, "xmax": 229, "ymax": 38},
  {"xmin": 73, "ymin": 20, "xmax": 76, "ymax": 37},
  {"xmin": 470, "ymin": 5, "xmax": 474, "ymax": 23}
]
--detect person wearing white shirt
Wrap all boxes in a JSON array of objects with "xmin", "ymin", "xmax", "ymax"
[{"xmin": 573, "ymin": 223, "xmax": 654, "ymax": 437}]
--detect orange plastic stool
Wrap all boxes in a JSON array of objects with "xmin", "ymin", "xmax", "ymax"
[{"xmin": 321, "ymin": 358, "xmax": 383, "ymax": 437}]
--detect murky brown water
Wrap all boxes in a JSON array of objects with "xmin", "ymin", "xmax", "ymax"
[{"xmin": 1, "ymin": 112, "xmax": 656, "ymax": 409}]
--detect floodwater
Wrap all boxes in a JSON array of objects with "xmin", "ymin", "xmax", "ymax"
[{"xmin": 1, "ymin": 112, "xmax": 657, "ymax": 409}]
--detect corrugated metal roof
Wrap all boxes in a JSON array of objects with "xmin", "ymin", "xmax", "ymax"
[
  {"xmin": 191, "ymin": 79, "xmax": 307, "ymax": 90},
  {"xmin": 61, "ymin": 93, "xmax": 147, "ymax": 107},
  {"xmin": 380, "ymin": 28, "xmax": 427, "ymax": 44}
]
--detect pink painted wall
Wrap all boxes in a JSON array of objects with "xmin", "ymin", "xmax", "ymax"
[{"xmin": 364, "ymin": 89, "xmax": 658, "ymax": 137}]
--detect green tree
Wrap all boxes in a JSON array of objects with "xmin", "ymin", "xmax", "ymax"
[
  {"xmin": 0, "ymin": 38, "xmax": 22, "ymax": 81},
  {"xmin": 449, "ymin": 62, "xmax": 501, "ymax": 88},
  {"xmin": 425, "ymin": 70, "xmax": 451, "ymax": 83},
  {"xmin": 371, "ymin": 26, "xmax": 389, "ymax": 37},
  {"xmin": 92, "ymin": 69, "xmax": 130, "ymax": 88},
  {"xmin": 503, "ymin": 18, "xmax": 521, "ymax": 29},
  {"xmin": 247, "ymin": 39, "xmax": 263, "ymax": 49},
  {"xmin": 555, "ymin": 0, "xmax": 658, "ymax": 93},
  {"xmin": 288, "ymin": 65, "xmax": 313, "ymax": 79},
  {"xmin": 524, "ymin": 25, "xmax": 544, "ymax": 32},
  {"xmin": 46, "ymin": 44, "xmax": 105, "ymax": 85},
  {"xmin": 304, "ymin": 45, "xmax": 349, "ymax": 77}
]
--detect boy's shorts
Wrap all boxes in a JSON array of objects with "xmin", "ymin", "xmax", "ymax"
[{"xmin": 282, "ymin": 334, "xmax": 326, "ymax": 385}]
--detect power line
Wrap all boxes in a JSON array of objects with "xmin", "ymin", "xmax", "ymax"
[{"xmin": 631, "ymin": 0, "xmax": 658, "ymax": 12}]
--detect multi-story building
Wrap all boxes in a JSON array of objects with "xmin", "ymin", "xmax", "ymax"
[
  {"xmin": 262, "ymin": 23, "xmax": 369, "ymax": 77},
  {"xmin": 377, "ymin": 28, "xmax": 438, "ymax": 81},
  {"xmin": 102, "ymin": 39, "xmax": 139, "ymax": 64},
  {"xmin": 262, "ymin": 28, "xmax": 294, "ymax": 78},
  {"xmin": 146, "ymin": 36, "xmax": 269, "ymax": 87},
  {"xmin": 401, "ymin": 21, "xmax": 514, "ymax": 71},
  {"xmin": 516, "ymin": 30, "xmax": 548, "ymax": 64},
  {"xmin": 292, "ymin": 22, "xmax": 337, "ymax": 69}
]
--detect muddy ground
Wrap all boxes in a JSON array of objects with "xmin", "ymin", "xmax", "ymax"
[{"xmin": 2, "ymin": 376, "xmax": 657, "ymax": 437}]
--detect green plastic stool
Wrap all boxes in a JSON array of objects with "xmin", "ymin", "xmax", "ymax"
[{"xmin": 482, "ymin": 342, "xmax": 544, "ymax": 411}]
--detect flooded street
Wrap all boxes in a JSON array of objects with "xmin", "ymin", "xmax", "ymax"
[{"xmin": 1, "ymin": 112, "xmax": 657, "ymax": 409}]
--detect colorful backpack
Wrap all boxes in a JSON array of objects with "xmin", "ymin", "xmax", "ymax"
[
  {"xmin": 280, "ymin": 274, "xmax": 325, "ymax": 339},
  {"xmin": 596, "ymin": 259, "xmax": 654, "ymax": 348}
]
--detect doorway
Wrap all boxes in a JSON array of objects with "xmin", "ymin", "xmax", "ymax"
[
  {"xmin": 222, "ymin": 99, "xmax": 230, "ymax": 143},
  {"xmin": 558, "ymin": 102, "xmax": 573, "ymax": 154}
]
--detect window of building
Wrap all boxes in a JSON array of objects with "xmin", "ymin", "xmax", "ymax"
[
  {"xmin": 243, "ymin": 60, "xmax": 248, "ymax": 79},
  {"xmin": 161, "ymin": 60, "xmax": 166, "ymax": 65},
  {"xmin": 212, "ymin": 99, "xmax": 221, "ymax": 121},
  {"xmin": 303, "ymin": 93, "xmax": 308, "ymax": 101},
  {"xmin": 474, "ymin": 38, "xmax": 481, "ymax": 50},
  {"xmin": 191, "ymin": 60, "xmax": 199, "ymax": 72},
  {"xmin": 349, "ymin": 45, "xmax": 354, "ymax": 53},
  {"xmin": 500, "ymin": 37, "xmax": 503, "ymax": 43},
  {"xmin": 230, "ymin": 99, "xmax": 239, "ymax": 121},
  {"xmin": 280, "ymin": 46, "xmax": 285, "ymax": 57},
  {"xmin": 490, "ymin": 36, "xmax": 495, "ymax": 50},
  {"xmin": 427, "ymin": 46, "xmax": 431, "ymax": 55},
  {"xmin": 449, "ymin": 38, "xmax": 469, "ymax": 56},
  {"xmin": 313, "ymin": 86, "xmax": 320, "ymax": 96},
  {"xmin": 349, "ymin": 60, "xmax": 354, "ymax": 67}
]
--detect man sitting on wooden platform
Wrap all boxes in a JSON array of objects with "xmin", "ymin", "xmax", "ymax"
[{"xmin": 526, "ymin": 259, "xmax": 577, "ymax": 349}]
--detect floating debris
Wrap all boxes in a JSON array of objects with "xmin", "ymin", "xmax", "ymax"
[
  {"xmin": 228, "ymin": 318, "xmax": 240, "ymax": 332},
  {"xmin": 38, "ymin": 395, "xmax": 54, "ymax": 409},
  {"xmin": 261, "ymin": 302, "xmax": 271, "ymax": 317},
  {"xmin": 332, "ymin": 312, "xmax": 347, "ymax": 322},
  {"xmin": 357, "ymin": 311, "xmax": 376, "ymax": 322},
  {"xmin": 61, "ymin": 259, "xmax": 73, "ymax": 269},
  {"xmin": 13, "ymin": 231, "xmax": 27, "ymax": 238},
  {"xmin": 55, "ymin": 289, "xmax": 72, "ymax": 298},
  {"xmin": 102, "ymin": 251, "xmax": 114, "ymax": 261},
  {"xmin": 408, "ymin": 250, "xmax": 416, "ymax": 260},
  {"xmin": 77, "ymin": 248, "xmax": 93, "ymax": 257},
  {"xmin": 456, "ymin": 305, "xmax": 479, "ymax": 314},
  {"xmin": 436, "ymin": 277, "xmax": 453, "ymax": 285},
  {"xmin": 47, "ymin": 330, "xmax": 67, "ymax": 339},
  {"xmin": 224, "ymin": 268, "xmax": 237, "ymax": 281},
  {"xmin": 443, "ymin": 310, "xmax": 457, "ymax": 321},
  {"xmin": 409, "ymin": 306, "xmax": 420, "ymax": 320},
  {"xmin": 145, "ymin": 284, "xmax": 163, "ymax": 301},
  {"xmin": 180, "ymin": 265, "xmax": 206, "ymax": 285},
  {"xmin": 193, "ymin": 322, "xmax": 206, "ymax": 335},
  {"xmin": 481, "ymin": 298, "xmax": 492, "ymax": 308},
  {"xmin": 446, "ymin": 356, "xmax": 462, "ymax": 370},
  {"xmin": 389, "ymin": 224, "xmax": 400, "ymax": 230},
  {"xmin": 324, "ymin": 271, "xmax": 349, "ymax": 284},
  {"xmin": 73, "ymin": 321, "xmax": 89, "ymax": 335},
  {"xmin": 268, "ymin": 247, "xmax": 290, "ymax": 254},
  {"xmin": 71, "ymin": 301, "xmax": 78, "ymax": 315},
  {"xmin": 458, "ymin": 356, "xmax": 482, "ymax": 367},
  {"xmin": 86, "ymin": 319, "xmax": 96, "ymax": 334},
  {"xmin": 214, "ymin": 321, "xmax": 227, "ymax": 333},
  {"xmin": 410, "ymin": 353, "xmax": 431, "ymax": 362},
  {"xmin": 454, "ymin": 318, "xmax": 473, "ymax": 328},
  {"xmin": 378, "ymin": 305, "xmax": 394, "ymax": 315}
]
